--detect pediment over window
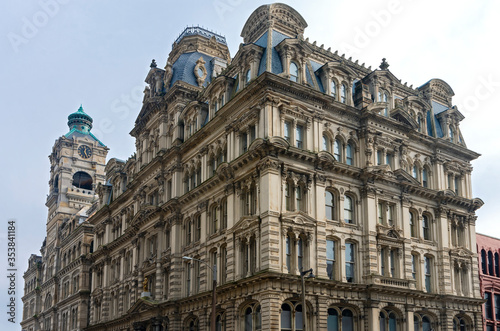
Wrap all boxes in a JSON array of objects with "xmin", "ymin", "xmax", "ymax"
[
  {"xmin": 127, "ymin": 297, "xmax": 158, "ymax": 314},
  {"xmin": 391, "ymin": 106, "xmax": 418, "ymax": 129},
  {"xmin": 393, "ymin": 169, "xmax": 420, "ymax": 185},
  {"xmin": 281, "ymin": 211, "xmax": 317, "ymax": 228},
  {"xmin": 231, "ymin": 216, "xmax": 260, "ymax": 236}
]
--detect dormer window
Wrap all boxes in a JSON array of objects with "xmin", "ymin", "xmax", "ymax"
[
  {"xmin": 290, "ymin": 62, "xmax": 299, "ymax": 82},
  {"xmin": 449, "ymin": 127, "xmax": 454, "ymax": 142}
]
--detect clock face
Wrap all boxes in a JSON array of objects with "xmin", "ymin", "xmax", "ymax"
[{"xmin": 78, "ymin": 145, "xmax": 92, "ymax": 159}]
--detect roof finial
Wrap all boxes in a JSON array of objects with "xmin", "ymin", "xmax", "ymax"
[
  {"xmin": 150, "ymin": 59, "xmax": 157, "ymax": 68},
  {"xmin": 379, "ymin": 58, "xmax": 389, "ymax": 70}
]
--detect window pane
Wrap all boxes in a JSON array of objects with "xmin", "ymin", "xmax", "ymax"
[
  {"xmin": 334, "ymin": 139, "xmax": 341, "ymax": 161},
  {"xmin": 414, "ymin": 316, "xmax": 419, "ymax": 331},
  {"xmin": 389, "ymin": 313, "xmax": 397, "ymax": 331},
  {"xmin": 327, "ymin": 309, "xmax": 339, "ymax": 331},
  {"xmin": 327, "ymin": 240, "xmax": 335, "ymax": 280},
  {"xmin": 296, "ymin": 125, "xmax": 303, "ymax": 148},
  {"xmin": 344, "ymin": 196, "xmax": 353, "ymax": 223},
  {"xmin": 295, "ymin": 305, "xmax": 303, "ymax": 331},
  {"xmin": 281, "ymin": 304, "xmax": 292, "ymax": 329},
  {"xmin": 346, "ymin": 144, "xmax": 353, "ymax": 165},
  {"xmin": 284, "ymin": 122, "xmax": 291, "ymax": 143},
  {"xmin": 325, "ymin": 191, "xmax": 334, "ymax": 220},
  {"xmin": 341, "ymin": 310, "xmax": 353, "ymax": 331},
  {"xmin": 422, "ymin": 316, "xmax": 431, "ymax": 331},
  {"xmin": 345, "ymin": 243, "xmax": 354, "ymax": 282},
  {"xmin": 486, "ymin": 292, "xmax": 493, "ymax": 320},
  {"xmin": 290, "ymin": 62, "xmax": 298, "ymax": 82},
  {"xmin": 379, "ymin": 312, "xmax": 386, "ymax": 331}
]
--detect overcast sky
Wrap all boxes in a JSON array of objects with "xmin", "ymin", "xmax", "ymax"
[{"xmin": 1, "ymin": 0, "xmax": 499, "ymax": 329}]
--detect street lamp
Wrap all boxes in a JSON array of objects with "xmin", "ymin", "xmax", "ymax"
[
  {"xmin": 183, "ymin": 256, "xmax": 217, "ymax": 331},
  {"xmin": 300, "ymin": 268, "xmax": 315, "ymax": 331}
]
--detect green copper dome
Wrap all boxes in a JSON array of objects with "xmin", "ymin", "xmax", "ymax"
[{"xmin": 68, "ymin": 105, "xmax": 93, "ymax": 133}]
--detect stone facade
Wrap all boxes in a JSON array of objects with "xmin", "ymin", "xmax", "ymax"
[
  {"xmin": 477, "ymin": 233, "xmax": 500, "ymax": 330},
  {"xmin": 23, "ymin": 3, "xmax": 485, "ymax": 331},
  {"xmin": 21, "ymin": 107, "xmax": 108, "ymax": 331}
]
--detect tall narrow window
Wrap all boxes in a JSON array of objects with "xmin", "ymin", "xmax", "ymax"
[
  {"xmin": 298, "ymin": 237, "xmax": 304, "ymax": 271},
  {"xmin": 342, "ymin": 309, "xmax": 353, "ymax": 331},
  {"xmin": 413, "ymin": 165, "xmax": 419, "ymax": 179},
  {"xmin": 389, "ymin": 249, "xmax": 396, "ymax": 277},
  {"xmin": 186, "ymin": 221, "xmax": 192, "ymax": 245},
  {"xmin": 486, "ymin": 292, "xmax": 493, "ymax": 320},
  {"xmin": 186, "ymin": 262, "xmax": 191, "ymax": 297},
  {"xmin": 378, "ymin": 203, "xmax": 384, "ymax": 224},
  {"xmin": 489, "ymin": 251, "xmax": 494, "ymax": 275},
  {"xmin": 325, "ymin": 191, "xmax": 335, "ymax": 220},
  {"xmin": 424, "ymin": 256, "xmax": 432, "ymax": 292},
  {"xmin": 327, "ymin": 308, "xmax": 339, "ymax": 331},
  {"xmin": 387, "ymin": 205, "xmax": 394, "ymax": 226},
  {"xmin": 422, "ymin": 168, "xmax": 429, "ymax": 188},
  {"xmin": 377, "ymin": 150, "xmax": 383, "ymax": 165},
  {"xmin": 345, "ymin": 243, "xmax": 355, "ymax": 282},
  {"xmin": 296, "ymin": 125, "xmax": 303, "ymax": 149},
  {"xmin": 322, "ymin": 135, "xmax": 328, "ymax": 151},
  {"xmin": 482, "ymin": 250, "xmax": 488, "ymax": 274},
  {"xmin": 295, "ymin": 305, "xmax": 303, "ymax": 331},
  {"xmin": 380, "ymin": 248, "xmax": 386, "ymax": 276},
  {"xmin": 410, "ymin": 212, "xmax": 416, "ymax": 237},
  {"xmin": 422, "ymin": 215, "xmax": 430, "ymax": 240},
  {"xmin": 326, "ymin": 239, "xmax": 335, "ymax": 280},
  {"xmin": 286, "ymin": 235, "xmax": 291, "ymax": 273},
  {"xmin": 331, "ymin": 80, "xmax": 337, "ymax": 98},
  {"xmin": 195, "ymin": 215, "xmax": 201, "ymax": 241},
  {"xmin": 334, "ymin": 139, "xmax": 341, "ymax": 162},
  {"xmin": 285, "ymin": 183, "xmax": 292, "ymax": 211},
  {"xmin": 284, "ymin": 121, "xmax": 291, "ymax": 143},
  {"xmin": 344, "ymin": 195, "xmax": 353, "ymax": 224},
  {"xmin": 281, "ymin": 304, "xmax": 292, "ymax": 330},
  {"xmin": 290, "ymin": 62, "xmax": 299, "ymax": 82},
  {"xmin": 383, "ymin": 93, "xmax": 389, "ymax": 116},
  {"xmin": 495, "ymin": 293, "xmax": 500, "ymax": 320},
  {"xmin": 221, "ymin": 199, "xmax": 228, "ymax": 230},
  {"xmin": 341, "ymin": 84, "xmax": 347, "ymax": 103},
  {"xmin": 454, "ymin": 177, "xmax": 460, "ymax": 195},
  {"xmin": 449, "ymin": 127, "xmax": 454, "ymax": 142},
  {"xmin": 495, "ymin": 252, "xmax": 499, "ymax": 276},
  {"xmin": 411, "ymin": 254, "xmax": 417, "ymax": 280},
  {"xmin": 386, "ymin": 153, "xmax": 393, "ymax": 168},
  {"xmin": 295, "ymin": 186, "xmax": 303, "ymax": 211},
  {"xmin": 242, "ymin": 133, "xmax": 248, "ymax": 153},
  {"xmin": 346, "ymin": 143, "xmax": 353, "ymax": 165}
]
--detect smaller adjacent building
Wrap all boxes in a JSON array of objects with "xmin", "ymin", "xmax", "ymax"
[{"xmin": 477, "ymin": 233, "xmax": 500, "ymax": 330}]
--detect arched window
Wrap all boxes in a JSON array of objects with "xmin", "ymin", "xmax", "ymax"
[
  {"xmin": 244, "ymin": 306, "xmax": 261, "ymax": 331},
  {"xmin": 453, "ymin": 315, "xmax": 467, "ymax": 331},
  {"xmin": 322, "ymin": 135, "xmax": 329, "ymax": 151},
  {"xmin": 286, "ymin": 235, "xmax": 291, "ymax": 273},
  {"xmin": 414, "ymin": 313, "xmax": 433, "ymax": 331},
  {"xmin": 290, "ymin": 62, "xmax": 299, "ymax": 82},
  {"xmin": 383, "ymin": 92, "xmax": 389, "ymax": 116},
  {"xmin": 326, "ymin": 239, "xmax": 336, "ymax": 280},
  {"xmin": 346, "ymin": 143, "xmax": 354, "ymax": 165},
  {"xmin": 345, "ymin": 242, "xmax": 355, "ymax": 282},
  {"xmin": 334, "ymin": 139, "xmax": 342, "ymax": 162},
  {"xmin": 380, "ymin": 309, "xmax": 397, "ymax": 331},
  {"xmin": 481, "ymin": 249, "xmax": 488, "ymax": 274},
  {"xmin": 422, "ymin": 167, "xmax": 429, "ymax": 188},
  {"xmin": 327, "ymin": 308, "xmax": 339, "ymax": 331},
  {"xmin": 72, "ymin": 171, "xmax": 92, "ymax": 190},
  {"xmin": 325, "ymin": 191, "xmax": 335, "ymax": 220},
  {"xmin": 409, "ymin": 211, "xmax": 417, "ymax": 237},
  {"xmin": 449, "ymin": 126, "xmax": 454, "ymax": 142},
  {"xmin": 412, "ymin": 165, "xmax": 419, "ymax": 180},
  {"xmin": 341, "ymin": 84, "xmax": 347, "ymax": 103},
  {"xmin": 344, "ymin": 195, "xmax": 353, "ymax": 224},
  {"xmin": 495, "ymin": 252, "xmax": 499, "ymax": 277},
  {"xmin": 331, "ymin": 80, "xmax": 337, "ymax": 98},
  {"xmin": 422, "ymin": 215, "xmax": 430, "ymax": 240},
  {"xmin": 281, "ymin": 303, "xmax": 292, "ymax": 330},
  {"xmin": 216, "ymin": 313, "xmax": 225, "ymax": 331},
  {"xmin": 342, "ymin": 309, "xmax": 354, "ymax": 331},
  {"xmin": 488, "ymin": 251, "xmax": 494, "ymax": 275},
  {"xmin": 424, "ymin": 256, "xmax": 432, "ymax": 292},
  {"xmin": 211, "ymin": 204, "xmax": 219, "ymax": 234}
]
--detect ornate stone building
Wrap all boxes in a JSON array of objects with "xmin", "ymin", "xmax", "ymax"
[
  {"xmin": 21, "ymin": 107, "xmax": 108, "ymax": 331},
  {"xmin": 477, "ymin": 233, "xmax": 500, "ymax": 330},
  {"xmin": 23, "ymin": 3, "xmax": 485, "ymax": 331}
]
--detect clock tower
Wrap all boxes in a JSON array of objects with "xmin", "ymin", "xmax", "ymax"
[{"xmin": 44, "ymin": 106, "xmax": 108, "ymax": 270}]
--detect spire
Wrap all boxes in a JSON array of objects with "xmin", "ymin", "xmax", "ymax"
[{"xmin": 67, "ymin": 105, "xmax": 93, "ymax": 133}]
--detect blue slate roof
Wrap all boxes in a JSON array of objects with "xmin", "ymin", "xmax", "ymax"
[
  {"xmin": 170, "ymin": 52, "xmax": 214, "ymax": 88},
  {"xmin": 256, "ymin": 30, "xmax": 289, "ymax": 76}
]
